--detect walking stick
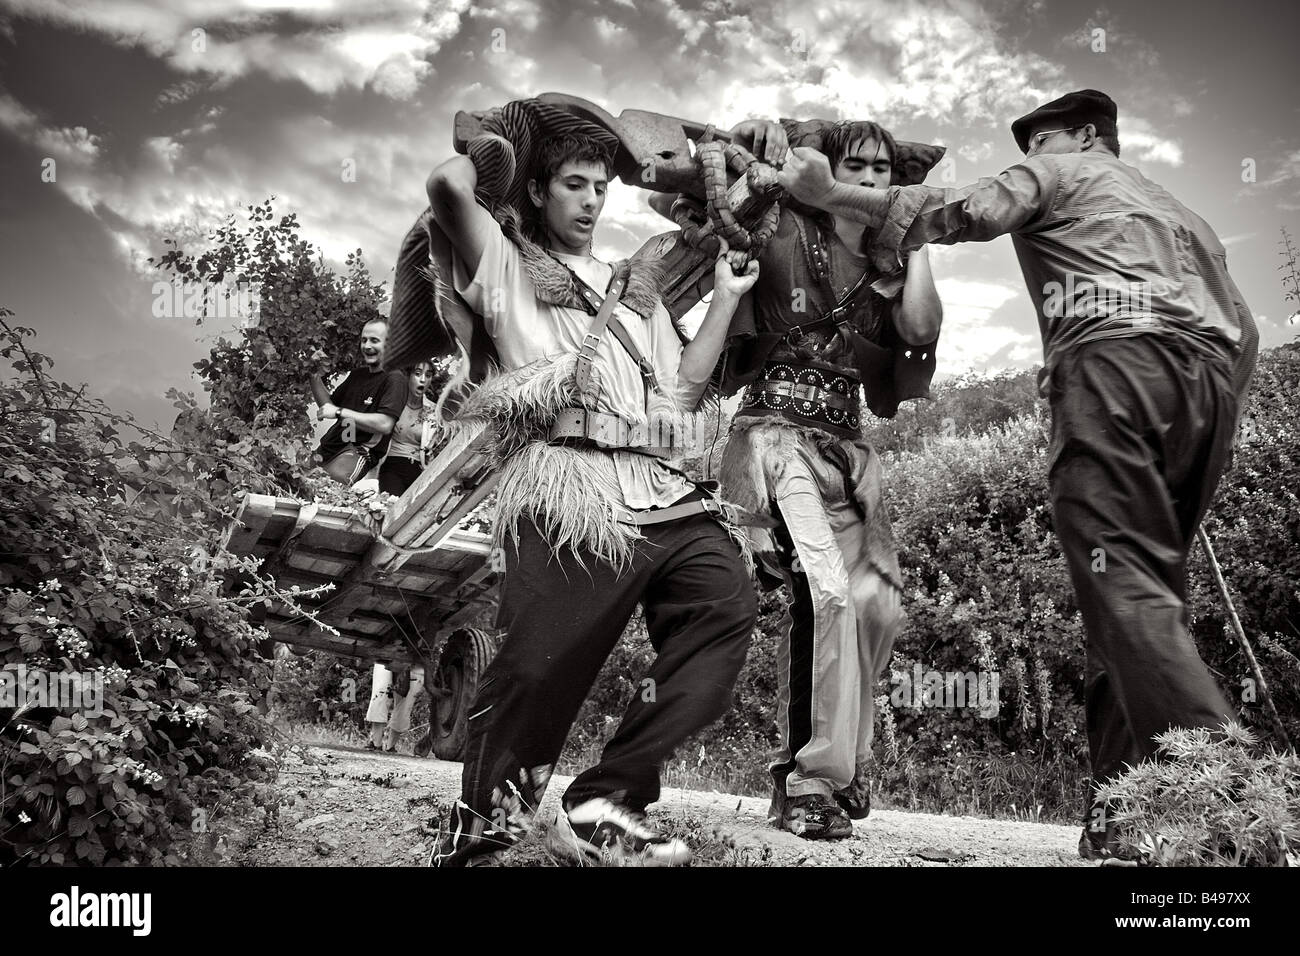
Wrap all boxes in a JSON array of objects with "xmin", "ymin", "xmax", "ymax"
[{"xmin": 1197, "ymin": 524, "xmax": 1295, "ymax": 751}]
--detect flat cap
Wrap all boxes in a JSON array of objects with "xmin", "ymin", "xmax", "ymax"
[{"xmin": 1011, "ymin": 89, "xmax": 1117, "ymax": 153}]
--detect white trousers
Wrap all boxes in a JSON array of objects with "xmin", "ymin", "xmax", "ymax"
[
  {"xmin": 365, "ymin": 663, "xmax": 426, "ymax": 737},
  {"xmin": 762, "ymin": 432, "xmax": 903, "ymax": 799}
]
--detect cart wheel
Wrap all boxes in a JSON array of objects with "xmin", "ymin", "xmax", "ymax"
[{"xmin": 427, "ymin": 627, "xmax": 495, "ymax": 761}]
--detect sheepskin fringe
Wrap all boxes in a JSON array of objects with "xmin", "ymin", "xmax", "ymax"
[
  {"xmin": 454, "ymin": 355, "xmax": 583, "ymax": 457},
  {"xmin": 718, "ymin": 416, "xmax": 904, "ymax": 592},
  {"xmin": 717, "ymin": 418, "xmax": 808, "ymax": 519},
  {"xmin": 450, "ymin": 356, "xmax": 641, "ymax": 570},
  {"xmin": 449, "ymin": 353, "xmax": 746, "ymax": 573},
  {"xmin": 493, "ymin": 442, "xmax": 643, "ymax": 573}
]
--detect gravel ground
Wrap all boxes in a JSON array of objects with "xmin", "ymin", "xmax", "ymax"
[{"xmin": 214, "ymin": 743, "xmax": 1090, "ymax": 867}]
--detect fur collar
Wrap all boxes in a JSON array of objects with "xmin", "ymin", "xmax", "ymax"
[{"xmin": 491, "ymin": 203, "xmax": 664, "ymax": 319}]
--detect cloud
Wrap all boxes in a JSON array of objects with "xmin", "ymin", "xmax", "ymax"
[
  {"xmin": 1256, "ymin": 148, "xmax": 1300, "ymax": 210},
  {"xmin": 0, "ymin": 90, "xmax": 103, "ymax": 211},
  {"xmin": 931, "ymin": 277, "xmax": 1036, "ymax": 371},
  {"xmin": 1120, "ymin": 115, "xmax": 1183, "ymax": 167},
  {"xmin": 0, "ymin": 90, "xmax": 101, "ymax": 162},
  {"xmin": 155, "ymin": 78, "xmax": 206, "ymax": 107},
  {"xmin": 3, "ymin": 0, "xmax": 472, "ymax": 101}
]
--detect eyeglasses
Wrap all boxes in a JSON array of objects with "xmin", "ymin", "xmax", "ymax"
[{"xmin": 1026, "ymin": 127, "xmax": 1080, "ymax": 154}]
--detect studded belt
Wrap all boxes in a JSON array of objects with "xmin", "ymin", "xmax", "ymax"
[{"xmin": 738, "ymin": 362, "xmax": 862, "ymax": 434}]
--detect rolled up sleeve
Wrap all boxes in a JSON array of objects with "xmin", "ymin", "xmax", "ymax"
[{"xmin": 871, "ymin": 157, "xmax": 1059, "ymax": 272}]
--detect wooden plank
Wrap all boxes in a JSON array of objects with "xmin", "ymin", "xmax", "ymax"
[
  {"xmin": 332, "ymin": 475, "xmax": 498, "ymax": 615},
  {"xmin": 222, "ymin": 494, "xmax": 278, "ymax": 556},
  {"xmin": 261, "ymin": 566, "xmax": 419, "ymax": 608},
  {"xmin": 295, "ymin": 423, "xmax": 497, "ymax": 617},
  {"xmin": 265, "ymin": 618, "xmax": 423, "ymax": 665},
  {"xmin": 382, "ymin": 421, "xmax": 491, "ymax": 542},
  {"xmin": 369, "ymin": 470, "xmax": 498, "ymax": 578},
  {"xmin": 440, "ymin": 596, "xmax": 496, "ymax": 631},
  {"xmin": 288, "ymin": 544, "xmax": 359, "ymax": 569},
  {"xmin": 272, "ymin": 547, "xmax": 451, "ymax": 594}
]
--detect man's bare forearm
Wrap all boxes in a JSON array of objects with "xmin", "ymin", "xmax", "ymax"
[
  {"xmin": 896, "ymin": 247, "xmax": 943, "ymax": 344},
  {"xmin": 677, "ymin": 291, "xmax": 741, "ymax": 410},
  {"xmin": 815, "ymin": 182, "xmax": 891, "ymax": 230},
  {"xmin": 309, "ymin": 373, "xmax": 332, "ymax": 407},
  {"xmin": 341, "ymin": 410, "xmax": 396, "ymax": 435}
]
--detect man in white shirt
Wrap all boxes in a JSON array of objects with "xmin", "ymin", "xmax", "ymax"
[{"xmin": 427, "ymin": 128, "xmax": 759, "ymax": 866}]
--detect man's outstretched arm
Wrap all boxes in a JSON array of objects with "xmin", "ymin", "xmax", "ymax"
[{"xmin": 779, "ymin": 147, "xmax": 1056, "ymax": 256}]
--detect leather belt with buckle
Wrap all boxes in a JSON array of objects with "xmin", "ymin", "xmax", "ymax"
[
  {"xmin": 739, "ymin": 361, "xmax": 863, "ymax": 431},
  {"xmin": 746, "ymin": 379, "xmax": 859, "ymax": 414},
  {"xmin": 548, "ymin": 407, "xmax": 673, "ymax": 459}
]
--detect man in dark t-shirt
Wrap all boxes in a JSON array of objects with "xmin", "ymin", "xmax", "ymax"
[{"xmin": 310, "ymin": 318, "xmax": 407, "ymax": 469}]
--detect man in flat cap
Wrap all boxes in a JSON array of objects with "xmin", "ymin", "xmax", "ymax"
[{"xmin": 777, "ymin": 88, "xmax": 1259, "ymax": 860}]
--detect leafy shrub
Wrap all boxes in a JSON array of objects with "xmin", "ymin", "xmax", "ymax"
[
  {"xmin": 0, "ymin": 314, "xmax": 330, "ymax": 864},
  {"xmin": 1097, "ymin": 723, "xmax": 1300, "ymax": 866},
  {"xmin": 151, "ymin": 197, "xmax": 389, "ymax": 501}
]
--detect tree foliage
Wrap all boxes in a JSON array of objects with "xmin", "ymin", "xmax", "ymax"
[
  {"xmin": 149, "ymin": 198, "xmax": 387, "ymax": 498},
  {"xmin": 0, "ymin": 311, "xmax": 342, "ymax": 864}
]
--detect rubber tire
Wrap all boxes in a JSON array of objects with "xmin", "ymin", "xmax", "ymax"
[{"xmin": 429, "ymin": 627, "xmax": 495, "ymax": 761}]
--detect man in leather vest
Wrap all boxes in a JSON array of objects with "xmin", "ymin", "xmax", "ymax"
[{"xmin": 718, "ymin": 119, "xmax": 944, "ymax": 839}]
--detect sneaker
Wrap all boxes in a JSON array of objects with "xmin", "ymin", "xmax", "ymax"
[
  {"xmin": 547, "ymin": 798, "xmax": 691, "ymax": 867},
  {"xmin": 781, "ymin": 794, "xmax": 854, "ymax": 840},
  {"xmin": 834, "ymin": 765, "xmax": 871, "ymax": 820}
]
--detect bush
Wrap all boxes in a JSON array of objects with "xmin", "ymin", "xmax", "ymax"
[
  {"xmin": 0, "ymin": 314, "xmax": 328, "ymax": 864},
  {"xmin": 152, "ymin": 197, "xmax": 389, "ymax": 501},
  {"xmin": 1097, "ymin": 723, "xmax": 1300, "ymax": 866}
]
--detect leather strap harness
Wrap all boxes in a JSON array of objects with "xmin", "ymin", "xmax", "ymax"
[{"xmin": 543, "ymin": 254, "xmax": 736, "ymax": 528}]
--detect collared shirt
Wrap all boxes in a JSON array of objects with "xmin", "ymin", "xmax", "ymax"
[
  {"xmin": 874, "ymin": 151, "xmax": 1255, "ymax": 392},
  {"xmin": 453, "ymin": 226, "xmax": 694, "ymax": 510}
]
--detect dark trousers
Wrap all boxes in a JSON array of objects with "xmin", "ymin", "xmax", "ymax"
[
  {"xmin": 1048, "ymin": 333, "xmax": 1237, "ymax": 803},
  {"xmin": 450, "ymin": 504, "xmax": 755, "ymax": 852},
  {"xmin": 768, "ymin": 513, "xmax": 815, "ymax": 791},
  {"xmin": 378, "ymin": 455, "xmax": 422, "ymax": 495}
]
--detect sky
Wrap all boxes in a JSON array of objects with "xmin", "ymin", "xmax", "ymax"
[{"xmin": 1, "ymin": 0, "xmax": 1297, "ymax": 430}]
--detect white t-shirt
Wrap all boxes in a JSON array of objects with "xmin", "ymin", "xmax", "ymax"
[{"xmin": 453, "ymin": 228, "xmax": 694, "ymax": 510}]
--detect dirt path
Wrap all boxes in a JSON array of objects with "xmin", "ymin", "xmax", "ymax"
[{"xmin": 218, "ymin": 743, "xmax": 1088, "ymax": 867}]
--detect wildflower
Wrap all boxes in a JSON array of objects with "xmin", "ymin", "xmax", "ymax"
[{"xmin": 18, "ymin": 811, "xmax": 31, "ymax": 824}]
